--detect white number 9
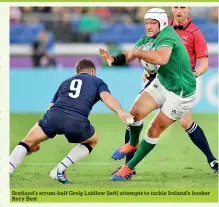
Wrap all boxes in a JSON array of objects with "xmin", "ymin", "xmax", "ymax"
[{"xmin": 69, "ymin": 79, "xmax": 83, "ymax": 98}]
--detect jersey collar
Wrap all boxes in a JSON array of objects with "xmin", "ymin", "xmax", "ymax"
[{"xmin": 170, "ymin": 17, "xmax": 191, "ymax": 30}]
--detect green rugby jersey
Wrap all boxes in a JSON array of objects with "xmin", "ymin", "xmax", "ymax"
[{"xmin": 135, "ymin": 26, "xmax": 196, "ymax": 97}]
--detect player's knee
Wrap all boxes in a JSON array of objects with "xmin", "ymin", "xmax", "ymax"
[
  {"xmin": 90, "ymin": 138, "xmax": 98, "ymax": 148},
  {"xmin": 22, "ymin": 136, "xmax": 38, "ymax": 148},
  {"xmin": 179, "ymin": 118, "xmax": 193, "ymax": 130},
  {"xmin": 147, "ymin": 123, "xmax": 165, "ymax": 138},
  {"xmin": 85, "ymin": 134, "xmax": 98, "ymax": 148},
  {"xmin": 147, "ymin": 126, "xmax": 159, "ymax": 138},
  {"xmin": 130, "ymin": 107, "xmax": 144, "ymax": 120}
]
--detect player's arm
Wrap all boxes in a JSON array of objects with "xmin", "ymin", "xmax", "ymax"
[
  {"xmin": 99, "ymin": 48, "xmax": 135, "ymax": 66},
  {"xmin": 134, "ymin": 37, "xmax": 173, "ymax": 65},
  {"xmin": 195, "ymin": 57, "xmax": 208, "ymax": 77},
  {"xmin": 100, "ymin": 91, "xmax": 134, "ymax": 124},
  {"xmin": 134, "ymin": 46, "xmax": 172, "ymax": 65},
  {"xmin": 99, "ymin": 37, "xmax": 145, "ymax": 66},
  {"xmin": 100, "ymin": 91, "xmax": 124, "ymax": 114},
  {"xmin": 193, "ymin": 29, "xmax": 209, "ymax": 77},
  {"xmin": 97, "ymin": 80, "xmax": 133, "ymax": 124}
]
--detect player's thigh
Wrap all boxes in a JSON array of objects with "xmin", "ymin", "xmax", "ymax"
[
  {"xmin": 131, "ymin": 78, "xmax": 166, "ymax": 120},
  {"xmin": 161, "ymin": 92, "xmax": 196, "ymax": 121},
  {"xmin": 130, "ymin": 90, "xmax": 159, "ymax": 121},
  {"xmin": 147, "ymin": 111, "xmax": 175, "ymax": 138},
  {"xmin": 64, "ymin": 120, "xmax": 96, "ymax": 144},
  {"xmin": 178, "ymin": 110, "xmax": 193, "ymax": 130},
  {"xmin": 22, "ymin": 123, "xmax": 48, "ymax": 147}
]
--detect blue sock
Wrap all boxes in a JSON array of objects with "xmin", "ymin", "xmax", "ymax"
[
  {"xmin": 125, "ymin": 126, "xmax": 135, "ymax": 164},
  {"xmin": 186, "ymin": 122, "xmax": 216, "ymax": 163}
]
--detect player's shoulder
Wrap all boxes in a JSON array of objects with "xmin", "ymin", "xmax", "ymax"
[
  {"xmin": 95, "ymin": 76, "xmax": 107, "ymax": 85},
  {"xmin": 158, "ymin": 26, "xmax": 176, "ymax": 39}
]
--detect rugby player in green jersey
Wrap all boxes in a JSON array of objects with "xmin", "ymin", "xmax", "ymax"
[{"xmin": 100, "ymin": 8, "xmax": 199, "ymax": 180}]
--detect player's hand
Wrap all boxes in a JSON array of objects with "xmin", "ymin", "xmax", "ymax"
[
  {"xmin": 142, "ymin": 71, "xmax": 150, "ymax": 82},
  {"xmin": 118, "ymin": 111, "xmax": 134, "ymax": 125},
  {"xmin": 99, "ymin": 48, "xmax": 114, "ymax": 66}
]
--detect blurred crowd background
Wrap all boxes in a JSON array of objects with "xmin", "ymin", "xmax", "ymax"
[
  {"xmin": 10, "ymin": 7, "xmax": 218, "ymax": 114},
  {"xmin": 10, "ymin": 6, "xmax": 218, "ymax": 69}
]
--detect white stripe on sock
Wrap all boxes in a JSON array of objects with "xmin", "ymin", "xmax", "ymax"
[
  {"xmin": 187, "ymin": 123, "xmax": 196, "ymax": 134},
  {"xmin": 9, "ymin": 145, "xmax": 28, "ymax": 174},
  {"xmin": 57, "ymin": 144, "xmax": 90, "ymax": 173},
  {"xmin": 189, "ymin": 124, "xmax": 197, "ymax": 134},
  {"xmin": 144, "ymin": 136, "xmax": 159, "ymax": 144},
  {"xmin": 130, "ymin": 120, "xmax": 144, "ymax": 126}
]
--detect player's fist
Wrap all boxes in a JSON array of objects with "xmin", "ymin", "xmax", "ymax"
[
  {"xmin": 118, "ymin": 111, "xmax": 134, "ymax": 125},
  {"xmin": 99, "ymin": 48, "xmax": 114, "ymax": 66}
]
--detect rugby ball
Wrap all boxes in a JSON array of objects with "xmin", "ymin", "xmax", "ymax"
[{"xmin": 140, "ymin": 59, "xmax": 160, "ymax": 74}]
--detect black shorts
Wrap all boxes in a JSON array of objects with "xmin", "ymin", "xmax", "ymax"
[{"xmin": 38, "ymin": 109, "xmax": 95, "ymax": 143}]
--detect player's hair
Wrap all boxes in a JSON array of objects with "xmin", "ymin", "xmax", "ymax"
[{"xmin": 76, "ymin": 59, "xmax": 96, "ymax": 73}]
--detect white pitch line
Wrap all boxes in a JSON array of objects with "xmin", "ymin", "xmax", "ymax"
[{"xmin": 22, "ymin": 162, "xmax": 208, "ymax": 166}]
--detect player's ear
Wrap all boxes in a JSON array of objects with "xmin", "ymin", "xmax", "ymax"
[{"xmin": 92, "ymin": 69, "xmax": 96, "ymax": 76}]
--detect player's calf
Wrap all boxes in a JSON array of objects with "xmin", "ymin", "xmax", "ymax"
[
  {"xmin": 9, "ymin": 124, "xmax": 48, "ymax": 175},
  {"xmin": 54, "ymin": 132, "xmax": 98, "ymax": 179}
]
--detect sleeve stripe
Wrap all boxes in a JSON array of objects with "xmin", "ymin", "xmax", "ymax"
[{"xmin": 156, "ymin": 45, "xmax": 173, "ymax": 50}]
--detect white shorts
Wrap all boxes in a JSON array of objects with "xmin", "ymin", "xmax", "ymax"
[{"xmin": 145, "ymin": 78, "xmax": 196, "ymax": 120}]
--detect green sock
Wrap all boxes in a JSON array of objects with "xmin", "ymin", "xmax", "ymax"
[
  {"xmin": 129, "ymin": 123, "xmax": 143, "ymax": 146},
  {"xmin": 127, "ymin": 138, "xmax": 156, "ymax": 170}
]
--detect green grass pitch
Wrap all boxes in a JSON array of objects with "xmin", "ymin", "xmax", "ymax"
[{"xmin": 10, "ymin": 113, "xmax": 218, "ymax": 188}]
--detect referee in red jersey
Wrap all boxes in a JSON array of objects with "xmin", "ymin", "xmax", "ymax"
[
  {"xmin": 123, "ymin": 7, "xmax": 218, "ymax": 175},
  {"xmin": 170, "ymin": 7, "xmax": 208, "ymax": 74},
  {"xmin": 169, "ymin": 6, "xmax": 218, "ymax": 174}
]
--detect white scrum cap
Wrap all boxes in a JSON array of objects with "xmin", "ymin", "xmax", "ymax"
[{"xmin": 144, "ymin": 8, "xmax": 168, "ymax": 31}]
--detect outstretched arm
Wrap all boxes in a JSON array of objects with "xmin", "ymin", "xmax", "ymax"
[
  {"xmin": 100, "ymin": 91, "xmax": 134, "ymax": 124},
  {"xmin": 99, "ymin": 48, "xmax": 136, "ymax": 66}
]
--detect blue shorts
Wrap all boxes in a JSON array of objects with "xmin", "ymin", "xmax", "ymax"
[{"xmin": 38, "ymin": 109, "xmax": 95, "ymax": 143}]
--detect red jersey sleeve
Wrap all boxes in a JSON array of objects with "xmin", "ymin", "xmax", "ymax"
[{"xmin": 193, "ymin": 29, "xmax": 208, "ymax": 58}]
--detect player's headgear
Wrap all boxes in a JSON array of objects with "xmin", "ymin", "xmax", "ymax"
[{"xmin": 144, "ymin": 8, "xmax": 168, "ymax": 31}]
